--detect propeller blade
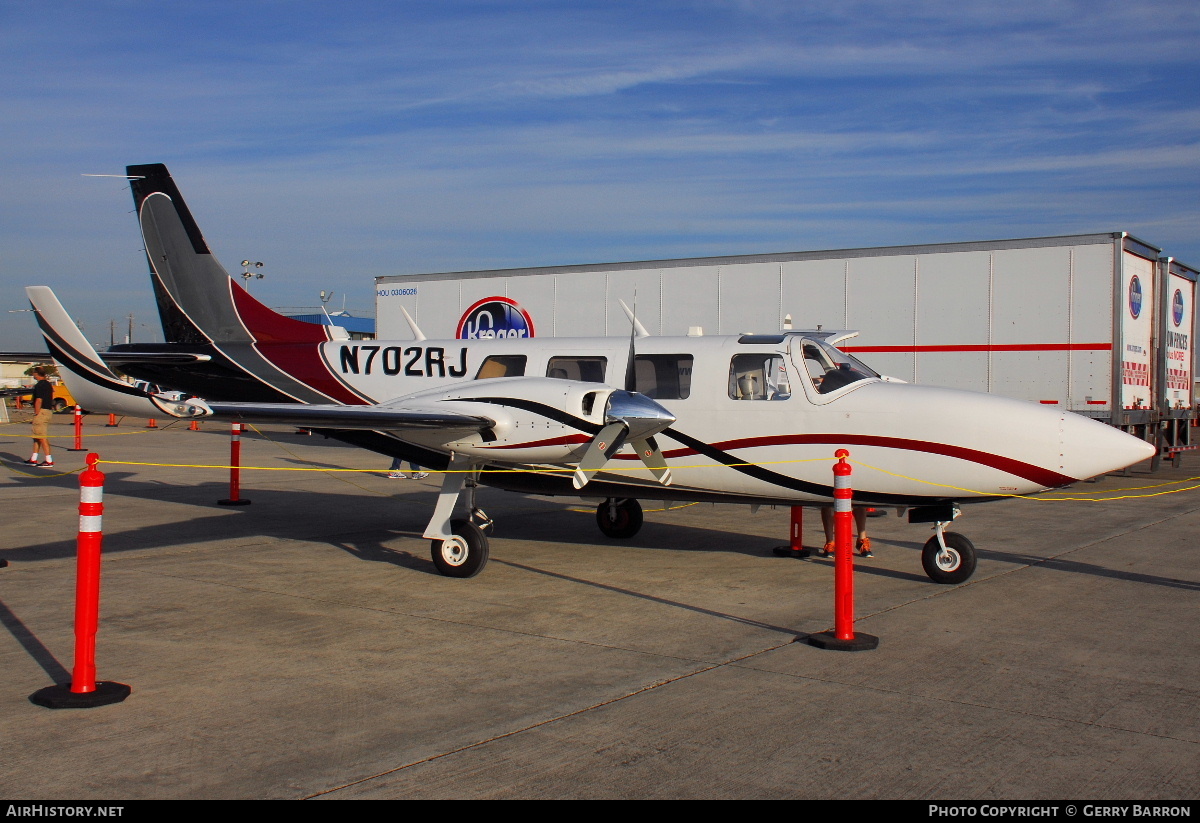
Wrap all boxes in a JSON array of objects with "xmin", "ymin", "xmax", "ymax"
[
  {"xmin": 630, "ymin": 436, "xmax": 672, "ymax": 486},
  {"xmin": 573, "ymin": 421, "xmax": 629, "ymax": 489}
]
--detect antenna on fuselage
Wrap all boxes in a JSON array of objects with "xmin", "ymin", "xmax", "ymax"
[
  {"xmin": 624, "ymin": 294, "xmax": 639, "ymax": 392},
  {"xmin": 399, "ymin": 305, "xmax": 426, "ymax": 341},
  {"xmin": 617, "ymin": 299, "xmax": 650, "ymax": 339}
]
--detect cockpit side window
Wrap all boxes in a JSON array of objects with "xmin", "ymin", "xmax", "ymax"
[
  {"xmin": 798, "ymin": 339, "xmax": 876, "ymax": 394},
  {"xmin": 728, "ymin": 354, "xmax": 792, "ymax": 400},
  {"xmin": 547, "ymin": 356, "xmax": 608, "ymax": 383}
]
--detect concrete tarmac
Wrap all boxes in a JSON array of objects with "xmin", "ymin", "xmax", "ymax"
[{"xmin": 1, "ymin": 411, "xmax": 1197, "ymax": 799}]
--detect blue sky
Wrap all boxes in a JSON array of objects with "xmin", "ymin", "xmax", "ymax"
[{"xmin": 2, "ymin": 0, "xmax": 1198, "ymax": 350}]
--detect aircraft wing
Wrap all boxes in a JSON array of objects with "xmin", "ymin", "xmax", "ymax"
[
  {"xmin": 98, "ymin": 351, "xmax": 213, "ymax": 365},
  {"xmin": 204, "ymin": 401, "xmax": 493, "ymax": 433}
]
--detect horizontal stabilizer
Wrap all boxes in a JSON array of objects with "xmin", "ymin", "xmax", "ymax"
[
  {"xmin": 24, "ymin": 286, "xmax": 209, "ymax": 419},
  {"xmin": 98, "ymin": 351, "xmax": 213, "ymax": 365}
]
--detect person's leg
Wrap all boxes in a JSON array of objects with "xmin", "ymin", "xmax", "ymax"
[
  {"xmin": 854, "ymin": 507, "xmax": 872, "ymax": 556},
  {"xmin": 388, "ymin": 457, "xmax": 406, "ymax": 478},
  {"xmin": 820, "ymin": 506, "xmax": 835, "ymax": 555}
]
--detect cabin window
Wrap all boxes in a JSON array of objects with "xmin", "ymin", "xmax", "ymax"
[
  {"xmin": 798, "ymin": 339, "xmax": 875, "ymax": 394},
  {"xmin": 475, "ymin": 355, "xmax": 527, "ymax": 379},
  {"xmin": 634, "ymin": 354, "xmax": 693, "ymax": 400},
  {"xmin": 547, "ymin": 356, "xmax": 608, "ymax": 383},
  {"xmin": 728, "ymin": 354, "xmax": 791, "ymax": 400}
]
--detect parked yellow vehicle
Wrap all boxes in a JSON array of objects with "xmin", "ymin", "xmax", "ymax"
[{"xmin": 16, "ymin": 380, "xmax": 79, "ymax": 412}]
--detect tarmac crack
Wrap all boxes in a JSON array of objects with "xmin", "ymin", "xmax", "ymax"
[{"xmin": 300, "ymin": 639, "xmax": 796, "ymax": 800}]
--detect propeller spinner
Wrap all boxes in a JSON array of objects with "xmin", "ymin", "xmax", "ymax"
[{"xmin": 572, "ymin": 390, "xmax": 676, "ymax": 489}]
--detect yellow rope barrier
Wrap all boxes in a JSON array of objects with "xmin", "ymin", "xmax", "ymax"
[
  {"xmin": 2, "ymin": 462, "xmax": 85, "ymax": 478},
  {"xmin": 7, "ymin": 418, "xmax": 1195, "ymax": 503}
]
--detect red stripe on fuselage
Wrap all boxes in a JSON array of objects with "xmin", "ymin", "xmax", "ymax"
[
  {"xmin": 614, "ymin": 433, "xmax": 1075, "ymax": 487},
  {"xmin": 230, "ymin": 284, "xmax": 366, "ymax": 405}
]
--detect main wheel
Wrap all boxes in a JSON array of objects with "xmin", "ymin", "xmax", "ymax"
[
  {"xmin": 596, "ymin": 498, "xmax": 643, "ymax": 539},
  {"xmin": 430, "ymin": 519, "xmax": 490, "ymax": 578},
  {"xmin": 921, "ymin": 532, "xmax": 977, "ymax": 584}
]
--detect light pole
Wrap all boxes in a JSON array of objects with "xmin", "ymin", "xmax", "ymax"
[{"xmin": 240, "ymin": 260, "xmax": 265, "ymax": 288}]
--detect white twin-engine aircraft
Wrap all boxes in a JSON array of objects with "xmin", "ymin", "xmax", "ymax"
[{"xmin": 26, "ymin": 164, "xmax": 1154, "ymax": 584}]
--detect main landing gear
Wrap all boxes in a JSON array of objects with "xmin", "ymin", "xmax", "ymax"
[
  {"xmin": 424, "ymin": 458, "xmax": 493, "ymax": 578},
  {"xmin": 596, "ymin": 498, "xmax": 643, "ymax": 539}
]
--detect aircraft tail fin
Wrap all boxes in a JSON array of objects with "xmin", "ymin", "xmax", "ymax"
[
  {"xmin": 127, "ymin": 163, "xmax": 329, "ymax": 348},
  {"xmin": 123, "ymin": 164, "xmax": 365, "ymax": 406},
  {"xmin": 24, "ymin": 286, "xmax": 208, "ymax": 419}
]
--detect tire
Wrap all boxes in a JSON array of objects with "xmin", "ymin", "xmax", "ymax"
[
  {"xmin": 921, "ymin": 532, "xmax": 977, "ymax": 584},
  {"xmin": 52, "ymin": 398, "xmax": 67, "ymax": 412},
  {"xmin": 430, "ymin": 519, "xmax": 489, "ymax": 578},
  {"xmin": 596, "ymin": 498, "xmax": 643, "ymax": 539}
]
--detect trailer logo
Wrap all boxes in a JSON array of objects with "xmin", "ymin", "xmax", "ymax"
[
  {"xmin": 457, "ymin": 297, "xmax": 535, "ymax": 339},
  {"xmin": 1173, "ymin": 289, "xmax": 1185, "ymax": 327},
  {"xmin": 1128, "ymin": 275, "xmax": 1143, "ymax": 319}
]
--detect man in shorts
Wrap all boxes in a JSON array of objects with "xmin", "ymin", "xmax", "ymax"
[{"xmin": 25, "ymin": 367, "xmax": 54, "ymax": 467}]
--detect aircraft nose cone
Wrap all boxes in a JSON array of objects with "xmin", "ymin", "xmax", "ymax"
[{"xmin": 1057, "ymin": 412, "xmax": 1155, "ymax": 480}]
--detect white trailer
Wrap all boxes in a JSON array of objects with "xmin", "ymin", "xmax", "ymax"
[{"xmin": 377, "ymin": 232, "xmax": 1195, "ymax": 458}]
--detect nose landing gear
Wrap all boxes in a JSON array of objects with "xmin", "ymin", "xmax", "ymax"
[{"xmin": 921, "ymin": 523, "xmax": 977, "ymax": 584}]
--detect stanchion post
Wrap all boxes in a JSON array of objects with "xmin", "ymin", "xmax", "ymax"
[
  {"xmin": 218, "ymin": 422, "xmax": 252, "ymax": 506},
  {"xmin": 30, "ymin": 454, "xmax": 131, "ymax": 708},
  {"xmin": 67, "ymin": 405, "xmax": 87, "ymax": 451},
  {"xmin": 805, "ymin": 450, "xmax": 878, "ymax": 652},
  {"xmin": 772, "ymin": 506, "xmax": 810, "ymax": 558}
]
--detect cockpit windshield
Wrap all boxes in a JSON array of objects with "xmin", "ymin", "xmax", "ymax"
[{"xmin": 796, "ymin": 338, "xmax": 878, "ymax": 394}]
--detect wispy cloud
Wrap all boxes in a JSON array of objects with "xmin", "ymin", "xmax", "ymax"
[{"xmin": 0, "ymin": 1, "xmax": 1197, "ymax": 349}]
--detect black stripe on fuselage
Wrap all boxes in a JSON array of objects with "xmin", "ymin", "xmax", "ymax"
[
  {"xmin": 468, "ymin": 396, "xmax": 603, "ymax": 434},
  {"xmin": 460, "ymin": 395, "xmax": 944, "ymax": 505},
  {"xmin": 659, "ymin": 428, "xmax": 936, "ymax": 506}
]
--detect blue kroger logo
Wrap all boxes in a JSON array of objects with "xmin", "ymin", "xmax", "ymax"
[
  {"xmin": 1129, "ymin": 275, "xmax": 1143, "ymax": 319},
  {"xmin": 1173, "ymin": 288, "xmax": 1185, "ymax": 327},
  {"xmin": 456, "ymin": 297, "xmax": 536, "ymax": 339}
]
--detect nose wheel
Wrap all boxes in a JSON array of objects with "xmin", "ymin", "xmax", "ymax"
[{"xmin": 921, "ymin": 528, "xmax": 977, "ymax": 584}]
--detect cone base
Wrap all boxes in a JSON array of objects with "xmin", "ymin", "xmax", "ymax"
[
  {"xmin": 771, "ymin": 546, "xmax": 811, "ymax": 558},
  {"xmin": 30, "ymin": 681, "xmax": 131, "ymax": 709},
  {"xmin": 802, "ymin": 631, "xmax": 879, "ymax": 652}
]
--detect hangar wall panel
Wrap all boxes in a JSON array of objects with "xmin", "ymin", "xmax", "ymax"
[{"xmin": 376, "ymin": 232, "xmax": 1187, "ymax": 421}]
